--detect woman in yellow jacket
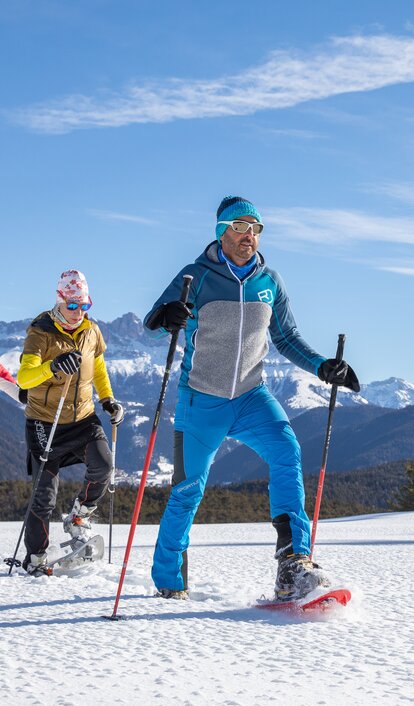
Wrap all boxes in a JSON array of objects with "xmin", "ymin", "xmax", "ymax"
[{"xmin": 18, "ymin": 269, "xmax": 124, "ymax": 576}]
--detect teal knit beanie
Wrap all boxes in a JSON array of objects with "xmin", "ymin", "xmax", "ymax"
[{"xmin": 216, "ymin": 196, "xmax": 262, "ymax": 241}]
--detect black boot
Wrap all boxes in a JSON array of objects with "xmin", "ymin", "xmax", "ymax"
[
  {"xmin": 275, "ymin": 545, "xmax": 330, "ymax": 599},
  {"xmin": 155, "ymin": 588, "xmax": 189, "ymax": 600},
  {"xmin": 272, "ymin": 514, "xmax": 330, "ymax": 599}
]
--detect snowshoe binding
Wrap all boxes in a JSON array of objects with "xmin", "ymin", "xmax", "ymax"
[
  {"xmin": 22, "ymin": 553, "xmax": 53, "ymax": 577},
  {"xmin": 63, "ymin": 498, "xmax": 97, "ymax": 549}
]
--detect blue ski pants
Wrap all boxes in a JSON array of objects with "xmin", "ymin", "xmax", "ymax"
[{"xmin": 152, "ymin": 383, "xmax": 311, "ymax": 591}]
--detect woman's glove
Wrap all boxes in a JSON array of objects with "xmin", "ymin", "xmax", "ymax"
[
  {"xmin": 50, "ymin": 350, "xmax": 82, "ymax": 376},
  {"xmin": 102, "ymin": 398, "xmax": 124, "ymax": 426}
]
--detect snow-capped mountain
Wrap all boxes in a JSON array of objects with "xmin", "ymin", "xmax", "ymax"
[
  {"xmin": 1, "ymin": 312, "xmax": 413, "ymax": 414},
  {"xmin": 0, "ymin": 312, "xmax": 412, "ymax": 420},
  {"xmin": 1, "ymin": 312, "xmax": 413, "ymax": 482},
  {"xmin": 359, "ymin": 376, "xmax": 414, "ymax": 408}
]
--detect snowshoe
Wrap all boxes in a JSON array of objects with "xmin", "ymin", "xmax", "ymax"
[
  {"xmin": 48, "ymin": 535, "xmax": 105, "ymax": 569},
  {"xmin": 256, "ymin": 588, "xmax": 352, "ymax": 612}
]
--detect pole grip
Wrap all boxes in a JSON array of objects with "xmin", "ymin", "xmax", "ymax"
[
  {"xmin": 180, "ymin": 274, "xmax": 193, "ymax": 305},
  {"xmin": 62, "ymin": 374, "xmax": 72, "ymax": 396},
  {"xmin": 335, "ymin": 333, "xmax": 346, "ymax": 364}
]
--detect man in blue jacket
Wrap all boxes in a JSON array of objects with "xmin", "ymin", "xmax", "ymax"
[{"xmin": 145, "ymin": 196, "xmax": 359, "ymax": 600}]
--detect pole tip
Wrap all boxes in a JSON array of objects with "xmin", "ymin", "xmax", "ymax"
[{"xmin": 102, "ymin": 613, "xmax": 122, "ymax": 621}]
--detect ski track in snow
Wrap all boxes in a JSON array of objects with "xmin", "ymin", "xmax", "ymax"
[{"xmin": 0, "ymin": 513, "xmax": 413, "ymax": 706}]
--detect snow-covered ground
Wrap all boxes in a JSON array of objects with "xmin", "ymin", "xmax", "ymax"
[{"xmin": 1, "ymin": 513, "xmax": 413, "ymax": 706}]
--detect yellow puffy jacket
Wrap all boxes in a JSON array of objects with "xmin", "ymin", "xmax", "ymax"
[{"xmin": 18, "ymin": 311, "xmax": 114, "ymax": 424}]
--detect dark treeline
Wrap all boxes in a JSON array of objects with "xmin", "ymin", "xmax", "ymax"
[{"xmin": 0, "ymin": 460, "xmax": 410, "ymax": 524}]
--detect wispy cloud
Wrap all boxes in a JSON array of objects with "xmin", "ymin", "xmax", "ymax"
[
  {"xmin": 8, "ymin": 34, "xmax": 414, "ymax": 134},
  {"xmin": 363, "ymin": 181, "xmax": 414, "ymax": 205},
  {"xmin": 264, "ymin": 207, "xmax": 414, "ymax": 247},
  {"xmin": 378, "ymin": 266, "xmax": 414, "ymax": 276},
  {"xmin": 261, "ymin": 127, "xmax": 323, "ymax": 140},
  {"xmin": 87, "ymin": 208, "xmax": 158, "ymax": 226}
]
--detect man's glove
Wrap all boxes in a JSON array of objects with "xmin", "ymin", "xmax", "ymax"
[
  {"xmin": 102, "ymin": 398, "xmax": 124, "ymax": 426},
  {"xmin": 318, "ymin": 359, "xmax": 360, "ymax": 392},
  {"xmin": 146, "ymin": 301, "xmax": 194, "ymax": 332},
  {"xmin": 50, "ymin": 350, "xmax": 82, "ymax": 376},
  {"xmin": 163, "ymin": 301, "xmax": 194, "ymax": 331}
]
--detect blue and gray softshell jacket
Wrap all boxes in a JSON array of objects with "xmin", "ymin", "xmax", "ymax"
[{"xmin": 144, "ymin": 242, "xmax": 325, "ymax": 400}]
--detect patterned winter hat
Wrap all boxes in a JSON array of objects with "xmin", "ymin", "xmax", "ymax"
[
  {"xmin": 215, "ymin": 196, "xmax": 262, "ymax": 241},
  {"xmin": 56, "ymin": 269, "xmax": 91, "ymax": 304}
]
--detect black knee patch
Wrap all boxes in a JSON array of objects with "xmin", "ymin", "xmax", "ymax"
[
  {"xmin": 272, "ymin": 513, "xmax": 293, "ymax": 552},
  {"xmin": 172, "ymin": 431, "xmax": 186, "ymax": 487}
]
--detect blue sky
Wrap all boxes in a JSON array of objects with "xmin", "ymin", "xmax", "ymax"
[{"xmin": 1, "ymin": 0, "xmax": 413, "ymax": 383}]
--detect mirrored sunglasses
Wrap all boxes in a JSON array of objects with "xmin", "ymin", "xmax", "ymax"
[
  {"xmin": 65, "ymin": 300, "xmax": 92, "ymax": 311},
  {"xmin": 217, "ymin": 220, "xmax": 264, "ymax": 235}
]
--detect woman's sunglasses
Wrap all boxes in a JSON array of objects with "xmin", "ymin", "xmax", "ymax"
[{"xmin": 65, "ymin": 300, "xmax": 92, "ymax": 311}]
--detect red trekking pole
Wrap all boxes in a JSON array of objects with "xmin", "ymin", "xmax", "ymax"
[
  {"xmin": 310, "ymin": 333, "xmax": 345, "ymax": 559},
  {"xmin": 106, "ymin": 274, "xmax": 193, "ymax": 620}
]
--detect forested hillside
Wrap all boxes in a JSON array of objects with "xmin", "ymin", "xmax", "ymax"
[{"xmin": 0, "ymin": 460, "xmax": 408, "ymax": 524}]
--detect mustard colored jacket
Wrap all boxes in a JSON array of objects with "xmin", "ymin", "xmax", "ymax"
[{"xmin": 18, "ymin": 311, "xmax": 113, "ymax": 424}]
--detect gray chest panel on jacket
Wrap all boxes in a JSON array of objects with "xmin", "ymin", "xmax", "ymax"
[{"xmin": 188, "ymin": 299, "xmax": 272, "ymax": 399}]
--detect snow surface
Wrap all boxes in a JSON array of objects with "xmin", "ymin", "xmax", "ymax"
[{"xmin": 1, "ymin": 513, "xmax": 413, "ymax": 706}]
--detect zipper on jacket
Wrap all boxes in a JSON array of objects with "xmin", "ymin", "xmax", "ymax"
[
  {"xmin": 72, "ymin": 369, "xmax": 81, "ymax": 422},
  {"xmin": 225, "ymin": 263, "xmax": 257, "ymax": 400},
  {"xmin": 44, "ymin": 382, "xmax": 53, "ymax": 407},
  {"xmin": 69, "ymin": 331, "xmax": 82, "ymax": 422},
  {"xmin": 230, "ymin": 279, "xmax": 244, "ymax": 399}
]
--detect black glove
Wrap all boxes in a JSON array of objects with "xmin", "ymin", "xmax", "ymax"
[
  {"xmin": 318, "ymin": 359, "xmax": 360, "ymax": 392},
  {"xmin": 102, "ymin": 398, "xmax": 124, "ymax": 426},
  {"xmin": 50, "ymin": 350, "xmax": 82, "ymax": 376},
  {"xmin": 146, "ymin": 301, "xmax": 194, "ymax": 332}
]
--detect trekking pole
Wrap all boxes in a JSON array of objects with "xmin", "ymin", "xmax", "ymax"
[
  {"xmin": 106, "ymin": 274, "xmax": 193, "ymax": 620},
  {"xmin": 108, "ymin": 424, "xmax": 117, "ymax": 564},
  {"xmin": 310, "ymin": 334, "xmax": 345, "ymax": 560},
  {"xmin": 5, "ymin": 374, "xmax": 72, "ymax": 574}
]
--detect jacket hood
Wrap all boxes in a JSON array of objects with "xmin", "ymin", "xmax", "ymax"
[{"xmin": 29, "ymin": 311, "xmax": 57, "ymax": 334}]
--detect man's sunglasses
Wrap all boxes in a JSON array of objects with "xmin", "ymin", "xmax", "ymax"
[
  {"xmin": 217, "ymin": 220, "xmax": 264, "ymax": 235},
  {"xmin": 65, "ymin": 300, "xmax": 92, "ymax": 311}
]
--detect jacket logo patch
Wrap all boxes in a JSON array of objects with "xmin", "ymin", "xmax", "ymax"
[{"xmin": 258, "ymin": 289, "xmax": 273, "ymax": 304}]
